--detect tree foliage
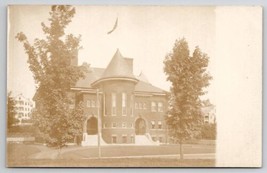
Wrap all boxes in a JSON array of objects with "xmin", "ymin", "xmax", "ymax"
[
  {"xmin": 16, "ymin": 5, "xmax": 88, "ymax": 148},
  {"xmin": 7, "ymin": 92, "xmax": 19, "ymax": 130},
  {"xmin": 199, "ymin": 123, "xmax": 217, "ymax": 140},
  {"xmin": 164, "ymin": 38, "xmax": 212, "ymax": 158}
]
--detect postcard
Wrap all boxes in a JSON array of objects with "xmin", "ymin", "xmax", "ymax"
[{"xmin": 6, "ymin": 5, "xmax": 262, "ymax": 167}]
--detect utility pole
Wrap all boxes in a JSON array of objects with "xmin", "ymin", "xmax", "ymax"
[{"xmin": 97, "ymin": 89, "xmax": 101, "ymax": 158}]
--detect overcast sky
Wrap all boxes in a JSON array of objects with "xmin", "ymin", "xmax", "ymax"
[{"xmin": 8, "ymin": 5, "xmax": 216, "ymax": 103}]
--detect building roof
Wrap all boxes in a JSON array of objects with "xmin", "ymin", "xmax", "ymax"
[
  {"xmin": 201, "ymin": 105, "xmax": 216, "ymax": 114},
  {"xmin": 74, "ymin": 49, "xmax": 166, "ymax": 94},
  {"xmin": 101, "ymin": 49, "xmax": 136, "ymax": 80},
  {"xmin": 75, "ymin": 68, "xmax": 105, "ymax": 88},
  {"xmin": 137, "ymin": 72, "xmax": 149, "ymax": 83},
  {"xmin": 75, "ymin": 68, "xmax": 166, "ymax": 93},
  {"xmin": 135, "ymin": 80, "xmax": 165, "ymax": 93},
  {"xmin": 14, "ymin": 93, "xmax": 32, "ymax": 102}
]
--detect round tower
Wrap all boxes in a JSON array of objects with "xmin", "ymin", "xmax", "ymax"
[{"xmin": 92, "ymin": 49, "xmax": 139, "ymax": 144}]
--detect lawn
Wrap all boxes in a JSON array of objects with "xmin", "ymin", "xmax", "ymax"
[
  {"xmin": 8, "ymin": 158, "xmax": 215, "ymax": 167},
  {"xmin": 61, "ymin": 144, "xmax": 215, "ymax": 159},
  {"xmin": 7, "ymin": 143, "xmax": 41, "ymax": 166},
  {"xmin": 7, "ymin": 143, "xmax": 216, "ymax": 167}
]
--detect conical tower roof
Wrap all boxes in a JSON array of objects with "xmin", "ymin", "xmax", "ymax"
[
  {"xmin": 91, "ymin": 49, "xmax": 138, "ymax": 86},
  {"xmin": 102, "ymin": 49, "xmax": 136, "ymax": 79}
]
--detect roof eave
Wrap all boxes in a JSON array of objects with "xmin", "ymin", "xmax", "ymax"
[{"xmin": 91, "ymin": 77, "xmax": 139, "ymax": 87}]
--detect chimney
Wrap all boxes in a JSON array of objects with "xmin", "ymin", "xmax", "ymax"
[{"xmin": 124, "ymin": 58, "xmax": 133, "ymax": 73}]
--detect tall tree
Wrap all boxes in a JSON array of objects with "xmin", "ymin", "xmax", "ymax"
[
  {"xmin": 7, "ymin": 92, "xmax": 18, "ymax": 130},
  {"xmin": 16, "ymin": 5, "xmax": 88, "ymax": 149},
  {"xmin": 164, "ymin": 38, "xmax": 212, "ymax": 159}
]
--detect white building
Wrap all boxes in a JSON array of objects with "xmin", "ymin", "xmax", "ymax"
[
  {"xmin": 202, "ymin": 105, "xmax": 216, "ymax": 124},
  {"xmin": 13, "ymin": 93, "xmax": 34, "ymax": 123}
]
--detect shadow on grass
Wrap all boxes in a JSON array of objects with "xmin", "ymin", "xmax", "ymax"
[{"xmin": 8, "ymin": 158, "xmax": 216, "ymax": 167}]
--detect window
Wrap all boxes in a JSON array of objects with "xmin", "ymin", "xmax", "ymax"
[
  {"xmin": 91, "ymin": 100, "xmax": 96, "ymax": 107},
  {"xmin": 112, "ymin": 136, "xmax": 117, "ymax": 143},
  {"xmin": 122, "ymin": 135, "xmax": 127, "ymax": 143},
  {"xmin": 135, "ymin": 102, "xmax": 138, "ymax": 109},
  {"xmin": 122, "ymin": 93, "xmax": 127, "ymax": 116},
  {"xmin": 139, "ymin": 103, "xmax": 143, "ymax": 109},
  {"xmin": 158, "ymin": 121, "xmax": 162, "ymax": 129},
  {"xmin": 158, "ymin": 137, "xmax": 163, "ymax": 143},
  {"xmin": 143, "ymin": 103, "xmax": 146, "ymax": 109},
  {"xmin": 130, "ymin": 135, "xmax": 134, "ymax": 143},
  {"xmin": 103, "ymin": 123, "xmax": 107, "ymax": 129},
  {"xmin": 112, "ymin": 93, "xmax": 116, "ymax": 116},
  {"xmin": 131, "ymin": 95, "xmax": 134, "ymax": 116},
  {"xmin": 158, "ymin": 102, "xmax": 163, "ymax": 112},
  {"xmin": 151, "ymin": 121, "xmax": 155, "ymax": 129},
  {"xmin": 87, "ymin": 100, "xmax": 91, "ymax": 107},
  {"xmin": 112, "ymin": 122, "xmax": 117, "ymax": 128},
  {"xmin": 152, "ymin": 136, "xmax": 157, "ymax": 142},
  {"xmin": 130, "ymin": 107, "xmax": 133, "ymax": 116},
  {"xmin": 122, "ymin": 122, "xmax": 126, "ymax": 128},
  {"xmin": 151, "ymin": 102, "xmax": 156, "ymax": 112}
]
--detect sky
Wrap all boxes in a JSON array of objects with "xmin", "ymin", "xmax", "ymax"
[{"xmin": 8, "ymin": 5, "xmax": 216, "ymax": 103}]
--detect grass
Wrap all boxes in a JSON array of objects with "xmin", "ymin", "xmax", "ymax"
[
  {"xmin": 8, "ymin": 158, "xmax": 215, "ymax": 167},
  {"xmin": 7, "ymin": 143, "xmax": 41, "ymax": 166},
  {"xmin": 7, "ymin": 143, "xmax": 216, "ymax": 167},
  {"xmin": 61, "ymin": 145, "xmax": 215, "ymax": 159}
]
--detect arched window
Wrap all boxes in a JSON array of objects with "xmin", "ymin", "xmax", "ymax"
[
  {"xmin": 122, "ymin": 93, "xmax": 127, "ymax": 116},
  {"xmin": 151, "ymin": 102, "xmax": 156, "ymax": 112},
  {"xmin": 112, "ymin": 93, "xmax": 116, "ymax": 116}
]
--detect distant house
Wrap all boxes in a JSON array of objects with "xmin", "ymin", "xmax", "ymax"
[
  {"xmin": 13, "ymin": 93, "xmax": 34, "ymax": 124},
  {"xmin": 202, "ymin": 104, "xmax": 216, "ymax": 124},
  {"xmin": 71, "ymin": 49, "xmax": 168, "ymax": 145}
]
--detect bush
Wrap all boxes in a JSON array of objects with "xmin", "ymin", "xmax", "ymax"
[
  {"xmin": 7, "ymin": 125, "xmax": 37, "ymax": 137},
  {"xmin": 199, "ymin": 123, "xmax": 217, "ymax": 140},
  {"xmin": 21, "ymin": 119, "xmax": 33, "ymax": 124}
]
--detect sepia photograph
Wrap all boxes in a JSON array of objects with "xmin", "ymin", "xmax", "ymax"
[{"xmin": 6, "ymin": 5, "xmax": 261, "ymax": 167}]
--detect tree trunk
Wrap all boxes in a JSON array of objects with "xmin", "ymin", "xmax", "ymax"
[
  {"xmin": 179, "ymin": 142, "xmax": 184, "ymax": 160},
  {"xmin": 74, "ymin": 135, "xmax": 77, "ymax": 144},
  {"xmin": 57, "ymin": 147, "xmax": 62, "ymax": 158}
]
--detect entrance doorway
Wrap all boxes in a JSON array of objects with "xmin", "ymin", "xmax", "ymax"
[
  {"xmin": 87, "ymin": 117, "xmax": 98, "ymax": 135},
  {"xmin": 135, "ymin": 118, "xmax": 146, "ymax": 135}
]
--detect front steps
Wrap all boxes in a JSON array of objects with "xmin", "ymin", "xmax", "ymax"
[
  {"xmin": 135, "ymin": 134, "xmax": 160, "ymax": 146},
  {"xmin": 81, "ymin": 134, "xmax": 107, "ymax": 146}
]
